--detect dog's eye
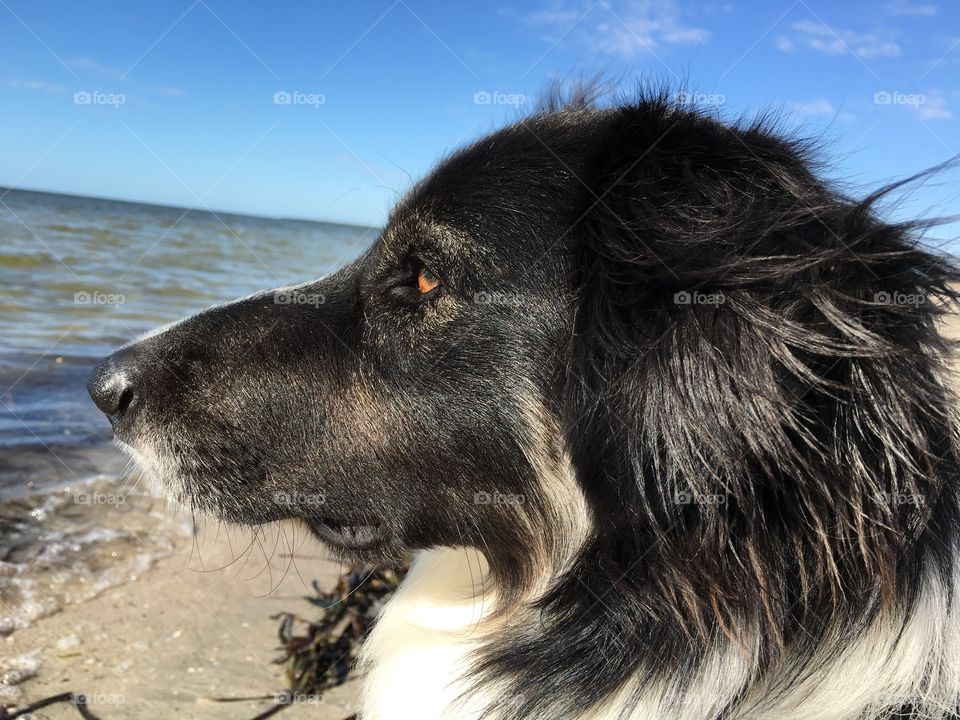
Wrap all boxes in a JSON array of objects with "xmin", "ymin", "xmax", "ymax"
[
  {"xmin": 387, "ymin": 257, "xmax": 442, "ymax": 303},
  {"xmin": 417, "ymin": 265, "xmax": 440, "ymax": 295}
]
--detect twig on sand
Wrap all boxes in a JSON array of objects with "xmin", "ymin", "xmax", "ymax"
[{"xmin": 0, "ymin": 691, "xmax": 102, "ymax": 719}]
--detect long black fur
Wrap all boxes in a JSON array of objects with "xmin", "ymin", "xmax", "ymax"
[{"xmin": 472, "ymin": 90, "xmax": 960, "ymax": 719}]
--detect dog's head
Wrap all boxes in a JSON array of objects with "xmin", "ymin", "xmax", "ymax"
[
  {"xmin": 89, "ymin": 90, "xmax": 960, "ymax": 678},
  {"xmin": 87, "ymin": 97, "xmax": 612, "ymax": 573}
]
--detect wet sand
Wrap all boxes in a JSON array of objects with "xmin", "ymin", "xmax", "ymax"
[{"xmin": 2, "ymin": 515, "xmax": 361, "ymax": 719}]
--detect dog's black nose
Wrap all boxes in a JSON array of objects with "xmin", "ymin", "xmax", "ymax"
[{"xmin": 87, "ymin": 348, "xmax": 139, "ymax": 420}]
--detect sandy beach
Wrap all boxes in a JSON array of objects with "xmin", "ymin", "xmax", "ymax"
[{"xmin": 2, "ymin": 510, "xmax": 361, "ymax": 719}]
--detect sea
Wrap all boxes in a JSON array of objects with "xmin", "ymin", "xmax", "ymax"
[{"xmin": 0, "ymin": 187, "xmax": 375, "ymax": 636}]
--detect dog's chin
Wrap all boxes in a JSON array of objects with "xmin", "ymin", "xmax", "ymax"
[
  {"xmin": 303, "ymin": 517, "xmax": 410, "ymax": 564},
  {"xmin": 305, "ymin": 516, "xmax": 386, "ymax": 551}
]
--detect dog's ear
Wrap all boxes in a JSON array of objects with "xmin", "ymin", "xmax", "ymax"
[{"xmin": 564, "ymin": 102, "xmax": 960, "ymax": 656}]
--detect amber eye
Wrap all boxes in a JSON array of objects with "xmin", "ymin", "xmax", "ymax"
[{"xmin": 417, "ymin": 265, "xmax": 440, "ymax": 295}]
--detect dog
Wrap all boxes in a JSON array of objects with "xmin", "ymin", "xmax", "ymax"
[{"xmin": 88, "ymin": 86, "xmax": 960, "ymax": 720}]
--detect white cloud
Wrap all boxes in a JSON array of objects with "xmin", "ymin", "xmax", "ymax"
[
  {"xmin": 525, "ymin": 0, "xmax": 709, "ymax": 56},
  {"xmin": 882, "ymin": 1, "xmax": 938, "ymax": 17},
  {"xmin": 916, "ymin": 93, "xmax": 952, "ymax": 120},
  {"xmin": 524, "ymin": 7, "xmax": 582, "ymax": 26},
  {"xmin": 785, "ymin": 98, "xmax": 836, "ymax": 116},
  {"xmin": 775, "ymin": 35, "xmax": 795, "ymax": 52},
  {"xmin": 64, "ymin": 57, "xmax": 185, "ymax": 99},
  {"xmin": 787, "ymin": 19, "xmax": 901, "ymax": 59},
  {"xmin": 69, "ymin": 56, "xmax": 125, "ymax": 79},
  {"xmin": 4, "ymin": 78, "xmax": 67, "ymax": 94},
  {"xmin": 152, "ymin": 85, "xmax": 186, "ymax": 97}
]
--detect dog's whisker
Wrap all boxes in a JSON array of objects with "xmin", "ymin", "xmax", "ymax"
[{"xmin": 244, "ymin": 524, "xmax": 276, "ymax": 587}]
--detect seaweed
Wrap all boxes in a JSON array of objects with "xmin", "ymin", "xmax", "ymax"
[{"xmin": 273, "ymin": 564, "xmax": 406, "ymax": 699}]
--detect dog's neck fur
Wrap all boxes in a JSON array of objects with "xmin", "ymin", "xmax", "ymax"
[
  {"xmin": 358, "ymin": 546, "xmax": 960, "ymax": 720},
  {"xmin": 358, "ymin": 548, "xmax": 495, "ymax": 719}
]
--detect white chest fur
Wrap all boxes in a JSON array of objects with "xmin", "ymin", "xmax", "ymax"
[{"xmin": 358, "ymin": 548, "xmax": 496, "ymax": 720}]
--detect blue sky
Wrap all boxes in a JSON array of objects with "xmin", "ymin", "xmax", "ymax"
[{"xmin": 1, "ymin": 0, "xmax": 958, "ymax": 229}]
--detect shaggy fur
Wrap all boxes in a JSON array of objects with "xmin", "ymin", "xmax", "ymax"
[{"xmin": 88, "ymin": 87, "xmax": 960, "ymax": 719}]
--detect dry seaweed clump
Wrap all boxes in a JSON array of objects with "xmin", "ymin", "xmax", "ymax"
[{"xmin": 274, "ymin": 565, "xmax": 407, "ymax": 700}]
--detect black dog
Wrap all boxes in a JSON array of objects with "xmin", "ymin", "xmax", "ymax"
[{"xmin": 89, "ymin": 87, "xmax": 960, "ymax": 720}]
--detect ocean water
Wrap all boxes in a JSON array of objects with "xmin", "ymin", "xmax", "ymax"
[{"xmin": 0, "ymin": 187, "xmax": 375, "ymax": 633}]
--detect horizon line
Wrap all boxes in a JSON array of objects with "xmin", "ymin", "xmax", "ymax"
[{"xmin": 0, "ymin": 183, "xmax": 382, "ymax": 232}]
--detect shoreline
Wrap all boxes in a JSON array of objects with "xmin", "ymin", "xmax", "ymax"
[{"xmin": 1, "ymin": 509, "xmax": 361, "ymax": 719}]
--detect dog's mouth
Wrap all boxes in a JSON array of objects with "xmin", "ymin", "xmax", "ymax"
[
  {"xmin": 114, "ymin": 436, "xmax": 388, "ymax": 552},
  {"xmin": 305, "ymin": 516, "xmax": 385, "ymax": 550}
]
